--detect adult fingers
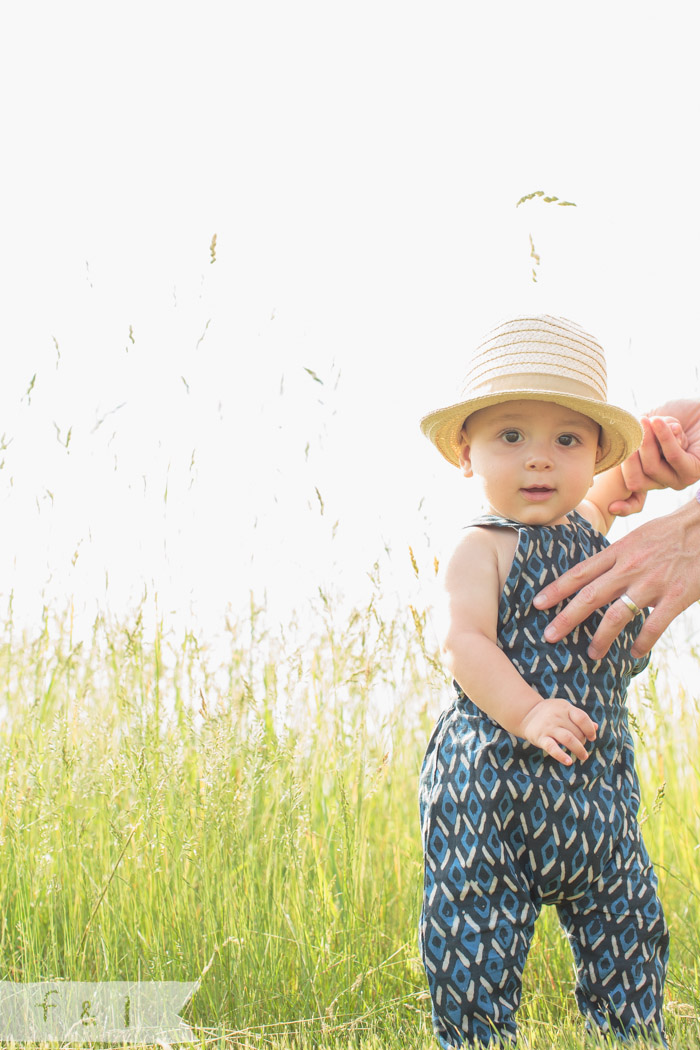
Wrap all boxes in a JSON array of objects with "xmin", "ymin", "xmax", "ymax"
[
  {"xmin": 645, "ymin": 416, "xmax": 700, "ymax": 487},
  {"xmin": 619, "ymin": 450, "xmax": 644, "ymax": 492},
  {"xmin": 657, "ymin": 416, "xmax": 689, "ymax": 450},
  {"xmin": 619, "ymin": 421, "xmax": 665, "ymax": 493},
  {"xmin": 584, "ymin": 577, "xmax": 689, "ymax": 659},
  {"xmin": 583, "ymin": 597, "xmax": 641, "ymax": 660},
  {"xmin": 537, "ymin": 562, "xmax": 643, "ymax": 660},
  {"xmin": 533, "ymin": 545, "xmax": 618, "ymax": 615},
  {"xmin": 628, "ymin": 589, "xmax": 690, "ymax": 658},
  {"xmin": 535, "ymin": 503, "xmax": 700, "ymax": 653},
  {"xmin": 620, "ymin": 416, "xmax": 696, "ymax": 493},
  {"xmin": 635, "ymin": 417, "xmax": 681, "ymax": 488}
]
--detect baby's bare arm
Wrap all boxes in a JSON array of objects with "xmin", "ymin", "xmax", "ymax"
[
  {"xmin": 440, "ymin": 529, "xmax": 597, "ymax": 764},
  {"xmin": 577, "ymin": 465, "xmax": 633, "ymax": 535}
]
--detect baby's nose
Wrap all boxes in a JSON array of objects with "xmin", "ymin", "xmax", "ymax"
[{"xmin": 526, "ymin": 448, "xmax": 553, "ymax": 470}]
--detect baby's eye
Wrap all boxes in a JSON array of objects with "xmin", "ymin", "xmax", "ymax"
[
  {"xmin": 557, "ymin": 433, "xmax": 580, "ymax": 447},
  {"xmin": 501, "ymin": 430, "xmax": 522, "ymax": 444}
]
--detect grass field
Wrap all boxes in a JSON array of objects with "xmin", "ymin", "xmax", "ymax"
[{"xmin": 1, "ymin": 584, "xmax": 700, "ymax": 1049}]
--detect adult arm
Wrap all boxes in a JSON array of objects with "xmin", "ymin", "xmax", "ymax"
[{"xmin": 533, "ymin": 494, "xmax": 700, "ymax": 659}]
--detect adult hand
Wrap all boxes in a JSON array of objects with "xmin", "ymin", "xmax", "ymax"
[
  {"xmin": 609, "ymin": 400, "xmax": 700, "ymax": 516},
  {"xmin": 533, "ymin": 498, "xmax": 700, "ymax": 659}
]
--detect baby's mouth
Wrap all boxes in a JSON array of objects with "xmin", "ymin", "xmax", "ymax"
[{"xmin": 521, "ymin": 485, "xmax": 555, "ymax": 501}]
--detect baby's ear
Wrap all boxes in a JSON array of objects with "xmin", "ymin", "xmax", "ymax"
[
  {"xmin": 595, "ymin": 443, "xmax": 604, "ymax": 464},
  {"xmin": 458, "ymin": 441, "xmax": 473, "ymax": 478}
]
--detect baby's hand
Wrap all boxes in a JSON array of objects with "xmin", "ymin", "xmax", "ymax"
[{"xmin": 517, "ymin": 699, "xmax": 598, "ymax": 765}]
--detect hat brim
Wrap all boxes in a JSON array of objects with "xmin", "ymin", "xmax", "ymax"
[{"xmin": 420, "ymin": 389, "xmax": 642, "ymax": 475}]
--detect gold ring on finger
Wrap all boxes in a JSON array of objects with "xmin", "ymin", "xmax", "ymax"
[{"xmin": 619, "ymin": 592, "xmax": 641, "ymax": 617}]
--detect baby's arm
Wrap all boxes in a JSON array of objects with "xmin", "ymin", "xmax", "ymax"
[
  {"xmin": 579, "ymin": 415, "xmax": 689, "ymax": 535},
  {"xmin": 577, "ymin": 465, "xmax": 632, "ymax": 535},
  {"xmin": 440, "ymin": 528, "xmax": 597, "ymax": 765}
]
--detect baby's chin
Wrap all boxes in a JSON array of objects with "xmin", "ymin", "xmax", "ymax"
[{"xmin": 483, "ymin": 499, "xmax": 574, "ymax": 527}]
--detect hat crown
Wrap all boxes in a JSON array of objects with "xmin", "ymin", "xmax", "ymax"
[{"xmin": 462, "ymin": 315, "xmax": 608, "ymax": 402}]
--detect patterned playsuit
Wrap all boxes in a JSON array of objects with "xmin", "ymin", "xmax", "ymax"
[{"xmin": 419, "ymin": 511, "xmax": 669, "ymax": 1047}]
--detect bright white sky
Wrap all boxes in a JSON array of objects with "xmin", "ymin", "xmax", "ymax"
[{"xmin": 1, "ymin": 1, "xmax": 699, "ymax": 645}]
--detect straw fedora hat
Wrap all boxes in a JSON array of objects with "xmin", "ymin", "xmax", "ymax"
[{"xmin": 420, "ymin": 314, "xmax": 642, "ymax": 475}]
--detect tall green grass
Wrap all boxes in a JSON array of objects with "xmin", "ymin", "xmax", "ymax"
[{"xmin": 1, "ymin": 585, "xmax": 699, "ymax": 1048}]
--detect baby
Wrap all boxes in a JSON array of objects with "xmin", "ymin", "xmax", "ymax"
[{"xmin": 418, "ymin": 315, "xmax": 677, "ymax": 1047}]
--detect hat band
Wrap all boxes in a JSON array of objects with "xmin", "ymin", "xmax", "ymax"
[{"xmin": 465, "ymin": 371, "xmax": 604, "ymax": 404}]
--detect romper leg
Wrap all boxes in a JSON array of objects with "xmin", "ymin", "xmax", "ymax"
[
  {"xmin": 421, "ymin": 868, "xmax": 539, "ymax": 1047},
  {"xmin": 556, "ymin": 830, "xmax": 669, "ymax": 1045},
  {"xmin": 419, "ymin": 725, "xmax": 541, "ymax": 1047}
]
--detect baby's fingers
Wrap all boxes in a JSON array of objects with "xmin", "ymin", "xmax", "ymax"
[
  {"xmin": 541, "ymin": 730, "xmax": 592, "ymax": 765},
  {"xmin": 557, "ymin": 728, "xmax": 593, "ymax": 763},
  {"xmin": 541, "ymin": 737, "xmax": 576, "ymax": 766},
  {"xmin": 568, "ymin": 706, "xmax": 598, "ymax": 742}
]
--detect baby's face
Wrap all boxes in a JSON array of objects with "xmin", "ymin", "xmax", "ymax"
[{"xmin": 459, "ymin": 400, "xmax": 602, "ymax": 526}]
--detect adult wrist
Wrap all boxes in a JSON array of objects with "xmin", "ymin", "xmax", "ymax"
[
  {"xmin": 681, "ymin": 487, "xmax": 700, "ymax": 535},
  {"xmin": 657, "ymin": 492, "xmax": 700, "ymax": 558}
]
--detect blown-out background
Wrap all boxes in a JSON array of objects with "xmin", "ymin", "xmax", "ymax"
[
  {"xmin": 3, "ymin": 1, "xmax": 699, "ymax": 638},
  {"xmin": 2, "ymin": 2, "xmax": 700, "ymax": 1047}
]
